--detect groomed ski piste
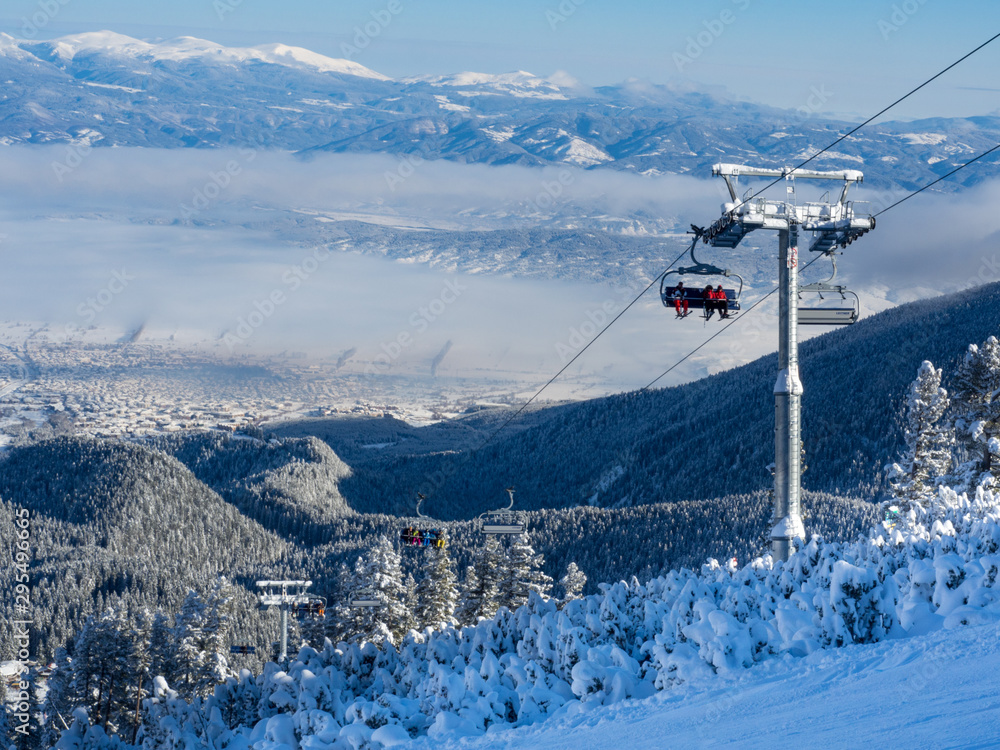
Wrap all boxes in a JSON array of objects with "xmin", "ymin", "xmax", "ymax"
[
  {"xmin": 406, "ymin": 619, "xmax": 1000, "ymax": 749},
  {"xmin": 61, "ymin": 486, "xmax": 1000, "ymax": 749}
]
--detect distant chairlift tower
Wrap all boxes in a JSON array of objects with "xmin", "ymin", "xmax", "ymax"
[
  {"xmin": 705, "ymin": 164, "xmax": 875, "ymax": 561},
  {"xmin": 256, "ymin": 580, "xmax": 314, "ymax": 663}
]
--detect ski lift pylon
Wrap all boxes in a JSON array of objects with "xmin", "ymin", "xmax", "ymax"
[
  {"xmin": 479, "ymin": 487, "xmax": 526, "ymax": 536},
  {"xmin": 660, "ymin": 228, "xmax": 744, "ymax": 318}
]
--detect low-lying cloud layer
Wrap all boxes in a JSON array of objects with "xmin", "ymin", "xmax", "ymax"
[{"xmin": 0, "ymin": 146, "xmax": 997, "ymax": 395}]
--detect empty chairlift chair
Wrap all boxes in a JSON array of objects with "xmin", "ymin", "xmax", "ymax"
[
  {"xmin": 479, "ymin": 487, "xmax": 526, "ymax": 536},
  {"xmin": 797, "ymin": 252, "xmax": 860, "ymax": 326},
  {"xmin": 348, "ymin": 587, "xmax": 381, "ymax": 608}
]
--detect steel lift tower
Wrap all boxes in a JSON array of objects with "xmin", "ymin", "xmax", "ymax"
[
  {"xmin": 256, "ymin": 580, "xmax": 314, "ymax": 663},
  {"xmin": 704, "ymin": 164, "xmax": 875, "ymax": 561}
]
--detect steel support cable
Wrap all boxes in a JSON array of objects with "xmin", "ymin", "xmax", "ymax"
[
  {"xmin": 725, "ymin": 31, "xmax": 1000, "ymax": 211},
  {"xmin": 473, "ymin": 239, "xmax": 695, "ymax": 453}
]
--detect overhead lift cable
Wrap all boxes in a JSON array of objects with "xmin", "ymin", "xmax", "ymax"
[
  {"xmin": 724, "ymin": 31, "xmax": 1000, "ymax": 210},
  {"xmin": 473, "ymin": 240, "xmax": 694, "ymax": 453}
]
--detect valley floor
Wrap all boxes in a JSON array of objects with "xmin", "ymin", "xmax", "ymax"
[{"xmin": 409, "ymin": 620, "xmax": 1000, "ymax": 750}]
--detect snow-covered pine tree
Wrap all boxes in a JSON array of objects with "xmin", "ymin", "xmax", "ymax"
[
  {"xmin": 298, "ymin": 600, "xmax": 328, "ymax": 650},
  {"xmin": 401, "ymin": 573, "xmax": 419, "ymax": 636},
  {"xmin": 453, "ymin": 565, "xmax": 479, "ymax": 627},
  {"xmin": 126, "ymin": 610, "xmax": 153, "ymax": 746},
  {"xmin": 499, "ymin": 534, "xmax": 553, "ymax": 611},
  {"xmin": 342, "ymin": 536, "xmax": 409, "ymax": 646},
  {"xmin": 62, "ymin": 610, "xmax": 134, "ymax": 735},
  {"xmin": 558, "ymin": 562, "xmax": 587, "ymax": 605},
  {"xmin": 414, "ymin": 545, "xmax": 459, "ymax": 630},
  {"xmin": 0, "ymin": 680, "xmax": 10, "ymax": 750},
  {"xmin": 949, "ymin": 337, "xmax": 1000, "ymax": 490},
  {"xmin": 456, "ymin": 536, "xmax": 503, "ymax": 624},
  {"xmin": 172, "ymin": 590, "xmax": 206, "ymax": 697},
  {"xmin": 887, "ymin": 360, "xmax": 952, "ymax": 510},
  {"xmin": 40, "ymin": 648, "xmax": 73, "ymax": 748},
  {"xmin": 200, "ymin": 578, "xmax": 234, "ymax": 691},
  {"xmin": 146, "ymin": 611, "xmax": 174, "ymax": 686},
  {"xmin": 172, "ymin": 587, "xmax": 231, "ymax": 698},
  {"xmin": 14, "ymin": 666, "xmax": 43, "ymax": 750},
  {"xmin": 323, "ymin": 562, "xmax": 353, "ymax": 645}
]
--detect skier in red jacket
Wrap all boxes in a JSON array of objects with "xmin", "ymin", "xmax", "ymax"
[
  {"xmin": 715, "ymin": 285, "xmax": 730, "ymax": 319},
  {"xmin": 703, "ymin": 284, "xmax": 716, "ymax": 320},
  {"xmin": 671, "ymin": 282, "xmax": 689, "ymax": 317}
]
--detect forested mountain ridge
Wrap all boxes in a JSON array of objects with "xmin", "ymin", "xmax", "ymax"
[
  {"xmin": 322, "ymin": 281, "xmax": 1000, "ymax": 519},
  {"xmin": 0, "ymin": 436, "xmax": 292, "ymax": 658},
  {"xmin": 150, "ymin": 432, "xmax": 355, "ymax": 545}
]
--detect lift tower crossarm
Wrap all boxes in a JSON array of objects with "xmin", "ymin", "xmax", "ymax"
[{"xmin": 712, "ymin": 163, "xmax": 864, "ymax": 206}]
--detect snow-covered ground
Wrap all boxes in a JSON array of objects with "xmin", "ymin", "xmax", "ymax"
[{"xmin": 414, "ymin": 620, "xmax": 1000, "ymax": 749}]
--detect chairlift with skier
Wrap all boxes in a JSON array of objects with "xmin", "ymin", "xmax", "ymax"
[
  {"xmin": 660, "ymin": 227, "xmax": 743, "ymax": 320},
  {"xmin": 399, "ymin": 493, "xmax": 447, "ymax": 549}
]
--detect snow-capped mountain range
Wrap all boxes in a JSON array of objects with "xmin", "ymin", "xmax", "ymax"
[{"xmin": 2, "ymin": 31, "xmax": 999, "ymax": 188}]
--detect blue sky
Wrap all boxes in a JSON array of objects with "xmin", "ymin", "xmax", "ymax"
[{"xmin": 2, "ymin": 0, "xmax": 999, "ymax": 120}]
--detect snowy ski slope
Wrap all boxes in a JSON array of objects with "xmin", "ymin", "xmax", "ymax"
[{"xmin": 412, "ymin": 620, "xmax": 1000, "ymax": 749}]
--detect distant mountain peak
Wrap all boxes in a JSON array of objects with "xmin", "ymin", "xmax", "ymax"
[
  {"xmin": 22, "ymin": 30, "xmax": 389, "ymax": 80},
  {"xmin": 404, "ymin": 69, "xmax": 568, "ymax": 99}
]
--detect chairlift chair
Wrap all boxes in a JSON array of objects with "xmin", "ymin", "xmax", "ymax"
[
  {"xmin": 661, "ymin": 228, "xmax": 744, "ymax": 318},
  {"xmin": 399, "ymin": 493, "xmax": 448, "ymax": 549},
  {"xmin": 797, "ymin": 252, "xmax": 860, "ymax": 326},
  {"xmin": 479, "ymin": 487, "xmax": 526, "ymax": 536},
  {"xmin": 349, "ymin": 587, "xmax": 381, "ymax": 608}
]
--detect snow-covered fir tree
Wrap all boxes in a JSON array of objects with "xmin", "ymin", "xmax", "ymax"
[
  {"xmin": 171, "ymin": 582, "xmax": 232, "ymax": 699},
  {"xmin": 201, "ymin": 578, "xmax": 235, "ymax": 689},
  {"xmin": 41, "ymin": 648, "xmax": 73, "ymax": 748},
  {"xmin": 949, "ymin": 336, "xmax": 1000, "ymax": 490},
  {"xmin": 59, "ymin": 610, "xmax": 136, "ymax": 736},
  {"xmin": 146, "ymin": 611, "xmax": 173, "ymax": 685},
  {"xmin": 414, "ymin": 545, "xmax": 459, "ymax": 630},
  {"xmin": 558, "ymin": 562, "xmax": 587, "ymax": 605},
  {"xmin": 0, "ymin": 680, "xmax": 10, "ymax": 750},
  {"xmin": 401, "ymin": 573, "xmax": 419, "ymax": 636},
  {"xmin": 298, "ymin": 600, "xmax": 328, "ymax": 650},
  {"xmin": 341, "ymin": 536, "xmax": 409, "ymax": 646},
  {"xmin": 126, "ymin": 611, "xmax": 153, "ymax": 746},
  {"xmin": 499, "ymin": 534, "xmax": 553, "ymax": 611},
  {"xmin": 456, "ymin": 536, "xmax": 504, "ymax": 624},
  {"xmin": 323, "ymin": 562, "xmax": 353, "ymax": 645},
  {"xmin": 887, "ymin": 360, "xmax": 952, "ymax": 510},
  {"xmin": 13, "ymin": 666, "xmax": 43, "ymax": 750}
]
